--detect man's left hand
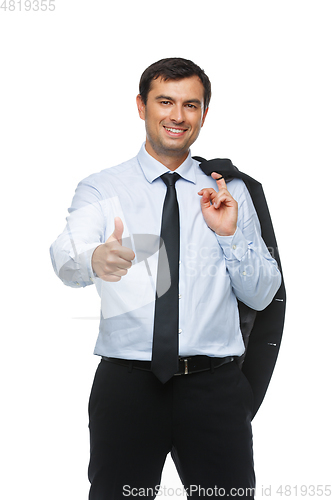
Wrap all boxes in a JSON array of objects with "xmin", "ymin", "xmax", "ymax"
[{"xmin": 198, "ymin": 172, "xmax": 238, "ymax": 236}]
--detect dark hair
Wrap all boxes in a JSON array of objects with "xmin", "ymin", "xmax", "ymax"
[{"xmin": 139, "ymin": 57, "xmax": 211, "ymax": 112}]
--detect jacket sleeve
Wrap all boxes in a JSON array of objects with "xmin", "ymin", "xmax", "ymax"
[
  {"xmin": 50, "ymin": 178, "xmax": 107, "ymax": 288},
  {"xmin": 216, "ymin": 181, "xmax": 281, "ymax": 311}
]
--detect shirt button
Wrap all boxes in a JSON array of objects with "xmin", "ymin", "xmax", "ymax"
[
  {"xmin": 179, "ymin": 294, "xmax": 182, "ymax": 299},
  {"xmin": 242, "ymin": 271, "xmax": 247, "ymax": 276},
  {"xmin": 232, "ymin": 244, "xmax": 237, "ymax": 250},
  {"xmin": 178, "ymin": 329, "xmax": 182, "ymax": 334}
]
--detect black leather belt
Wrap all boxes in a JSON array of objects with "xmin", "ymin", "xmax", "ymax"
[{"xmin": 101, "ymin": 355, "xmax": 234, "ymax": 376}]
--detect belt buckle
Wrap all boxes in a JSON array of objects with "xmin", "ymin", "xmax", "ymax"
[{"xmin": 178, "ymin": 357, "xmax": 189, "ymax": 375}]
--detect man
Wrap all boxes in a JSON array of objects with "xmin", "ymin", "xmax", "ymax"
[{"xmin": 50, "ymin": 58, "xmax": 282, "ymax": 499}]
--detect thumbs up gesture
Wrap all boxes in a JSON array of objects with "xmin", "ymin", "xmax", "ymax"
[{"xmin": 92, "ymin": 217, "xmax": 135, "ymax": 282}]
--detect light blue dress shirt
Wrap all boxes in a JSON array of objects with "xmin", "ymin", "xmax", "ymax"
[{"xmin": 50, "ymin": 144, "xmax": 281, "ymax": 360}]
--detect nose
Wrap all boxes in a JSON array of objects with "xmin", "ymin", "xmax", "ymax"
[{"xmin": 169, "ymin": 104, "xmax": 185, "ymax": 123}]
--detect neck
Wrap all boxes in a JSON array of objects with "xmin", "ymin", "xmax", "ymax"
[{"xmin": 145, "ymin": 141, "xmax": 189, "ymax": 171}]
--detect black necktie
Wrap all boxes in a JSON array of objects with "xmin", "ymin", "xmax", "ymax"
[{"xmin": 151, "ymin": 172, "xmax": 181, "ymax": 383}]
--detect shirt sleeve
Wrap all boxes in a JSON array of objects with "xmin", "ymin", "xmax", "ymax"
[
  {"xmin": 215, "ymin": 182, "xmax": 281, "ymax": 311},
  {"xmin": 50, "ymin": 177, "xmax": 107, "ymax": 288}
]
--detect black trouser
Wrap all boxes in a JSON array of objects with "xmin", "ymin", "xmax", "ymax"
[{"xmin": 88, "ymin": 358, "xmax": 255, "ymax": 499}]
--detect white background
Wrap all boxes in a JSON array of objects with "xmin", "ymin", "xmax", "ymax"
[{"xmin": 1, "ymin": 1, "xmax": 332, "ymax": 498}]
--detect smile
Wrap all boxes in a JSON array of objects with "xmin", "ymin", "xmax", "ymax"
[{"xmin": 164, "ymin": 127, "xmax": 187, "ymax": 135}]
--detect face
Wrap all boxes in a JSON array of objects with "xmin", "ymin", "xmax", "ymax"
[{"xmin": 137, "ymin": 76, "xmax": 208, "ymax": 168}]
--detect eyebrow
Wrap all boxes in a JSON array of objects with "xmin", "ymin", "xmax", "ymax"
[{"xmin": 154, "ymin": 95, "xmax": 202, "ymax": 106}]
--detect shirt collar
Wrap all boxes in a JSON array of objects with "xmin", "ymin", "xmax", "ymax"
[{"xmin": 137, "ymin": 143, "xmax": 197, "ymax": 184}]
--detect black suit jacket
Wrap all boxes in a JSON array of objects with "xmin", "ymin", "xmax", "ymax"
[{"xmin": 194, "ymin": 157, "xmax": 286, "ymax": 418}]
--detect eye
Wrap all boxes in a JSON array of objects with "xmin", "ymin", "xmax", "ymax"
[
  {"xmin": 160, "ymin": 100, "xmax": 172, "ymax": 105},
  {"xmin": 186, "ymin": 104, "xmax": 197, "ymax": 109}
]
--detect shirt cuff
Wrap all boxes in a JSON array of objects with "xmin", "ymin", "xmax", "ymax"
[
  {"xmin": 215, "ymin": 227, "xmax": 249, "ymax": 261},
  {"xmin": 75, "ymin": 243, "xmax": 100, "ymax": 284}
]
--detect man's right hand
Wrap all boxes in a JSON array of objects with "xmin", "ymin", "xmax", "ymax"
[{"xmin": 92, "ymin": 217, "xmax": 135, "ymax": 282}]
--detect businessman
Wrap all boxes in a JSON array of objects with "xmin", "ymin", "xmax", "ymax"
[{"xmin": 50, "ymin": 58, "xmax": 282, "ymax": 499}]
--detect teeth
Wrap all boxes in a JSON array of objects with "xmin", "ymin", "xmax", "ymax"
[{"xmin": 165, "ymin": 127, "xmax": 185, "ymax": 134}]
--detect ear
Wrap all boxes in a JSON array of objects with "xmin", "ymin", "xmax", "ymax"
[
  {"xmin": 136, "ymin": 94, "xmax": 146, "ymax": 121},
  {"xmin": 201, "ymin": 107, "xmax": 209, "ymax": 128}
]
